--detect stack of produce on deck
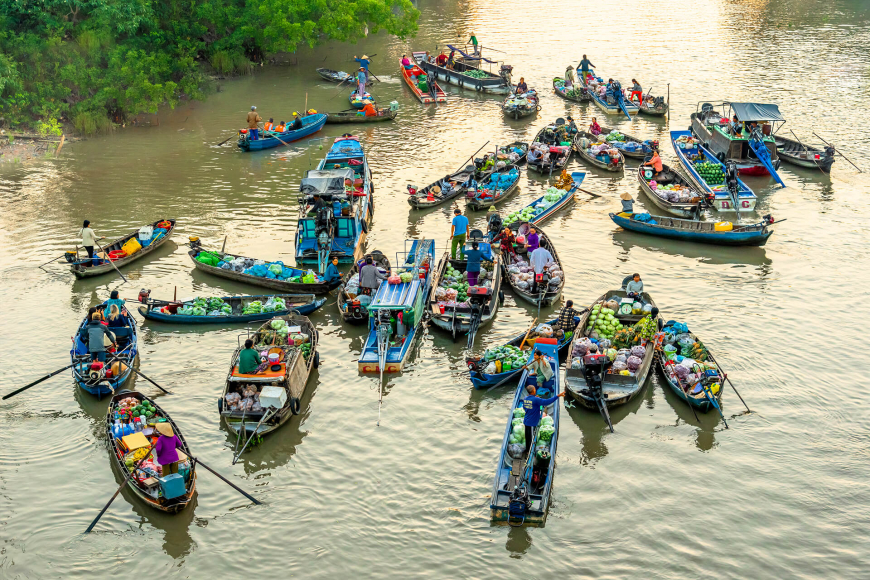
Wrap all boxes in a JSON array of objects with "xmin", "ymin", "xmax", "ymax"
[
  {"xmin": 434, "ymin": 263, "xmax": 493, "ymax": 307},
  {"xmin": 693, "ymin": 160, "xmax": 725, "ymax": 185},
  {"xmin": 463, "ymin": 70, "xmax": 489, "ymax": 79},
  {"xmin": 168, "ymin": 297, "xmax": 232, "ymax": 316},
  {"xmin": 225, "ymin": 385, "xmax": 264, "ymax": 413},
  {"xmin": 497, "ymin": 145, "xmax": 526, "ymax": 164},
  {"xmin": 659, "ymin": 321, "xmax": 721, "ymax": 393},
  {"xmin": 585, "ymin": 302, "xmax": 625, "ymax": 341},
  {"xmin": 553, "ymin": 78, "xmax": 585, "ymax": 98},
  {"xmin": 505, "ymin": 259, "xmax": 562, "ymax": 291},
  {"xmin": 645, "ymin": 178, "xmax": 701, "ymax": 203},
  {"xmin": 477, "ymin": 167, "xmax": 519, "ymax": 198},
  {"xmin": 481, "ymin": 344, "xmax": 525, "ymax": 374},
  {"xmin": 509, "ymin": 407, "xmax": 526, "ymax": 448},
  {"xmin": 598, "ymin": 130, "xmax": 643, "ymax": 153},
  {"xmin": 575, "ymin": 136, "xmax": 620, "ymax": 164},
  {"xmin": 506, "ymin": 187, "xmax": 567, "ymax": 223},
  {"xmin": 674, "ymin": 134, "xmax": 699, "ymax": 149},
  {"xmin": 195, "ymin": 251, "xmax": 324, "ymax": 283}
]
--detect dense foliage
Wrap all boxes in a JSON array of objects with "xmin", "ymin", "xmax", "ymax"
[{"xmin": 0, "ymin": 0, "xmax": 419, "ymax": 133}]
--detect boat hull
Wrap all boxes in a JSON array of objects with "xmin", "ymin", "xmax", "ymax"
[
  {"xmin": 238, "ymin": 114, "xmax": 326, "ymax": 151},
  {"xmin": 416, "ymin": 52, "xmax": 511, "ymax": 94},
  {"xmin": 137, "ymin": 298, "xmax": 325, "ymax": 324},
  {"xmin": 610, "ymin": 213, "xmax": 772, "ymax": 246},
  {"xmin": 71, "ymin": 219, "xmax": 176, "ymax": 279},
  {"xmin": 325, "ymin": 110, "xmax": 396, "ymax": 124},
  {"xmin": 656, "ymin": 355, "xmax": 719, "ymax": 412},
  {"xmin": 188, "ymin": 250, "xmax": 340, "ymax": 295}
]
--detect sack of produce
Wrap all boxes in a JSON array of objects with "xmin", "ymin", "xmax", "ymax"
[
  {"xmin": 399, "ymin": 272, "xmax": 413, "ymax": 283},
  {"xmin": 571, "ymin": 358, "xmax": 583, "ymax": 369},
  {"xmin": 626, "ymin": 355, "xmax": 643, "ymax": 372},
  {"xmin": 538, "ymin": 424, "xmax": 555, "ymax": 442},
  {"xmin": 612, "ymin": 360, "xmax": 628, "ymax": 372},
  {"xmin": 508, "ymin": 444, "xmax": 525, "ymax": 459},
  {"xmin": 606, "ymin": 348, "xmax": 617, "ymax": 361},
  {"xmin": 512, "ymin": 407, "xmax": 525, "ymax": 418},
  {"xmin": 630, "ymin": 345, "xmax": 646, "ymax": 358},
  {"xmin": 388, "ymin": 275, "xmax": 401, "ymax": 285},
  {"xmin": 268, "ymin": 263, "xmax": 283, "ymax": 276},
  {"xmin": 483, "ymin": 362, "xmax": 497, "ymax": 375}
]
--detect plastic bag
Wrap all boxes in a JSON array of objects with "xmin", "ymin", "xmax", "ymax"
[
  {"xmin": 630, "ymin": 345, "xmax": 646, "ymax": 358},
  {"xmin": 508, "ymin": 444, "xmax": 525, "ymax": 459},
  {"xmin": 626, "ymin": 355, "xmax": 643, "ymax": 372},
  {"xmin": 512, "ymin": 407, "xmax": 525, "ymax": 418},
  {"xmin": 484, "ymin": 362, "xmax": 497, "ymax": 374}
]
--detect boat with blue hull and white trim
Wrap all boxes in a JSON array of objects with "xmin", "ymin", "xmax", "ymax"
[
  {"xmin": 670, "ymin": 130, "xmax": 757, "ymax": 213},
  {"xmin": 137, "ymin": 293, "xmax": 326, "ymax": 324},
  {"xmin": 71, "ymin": 303, "xmax": 139, "ymax": 397},
  {"xmin": 238, "ymin": 114, "xmax": 327, "ymax": 152},
  {"xmin": 490, "ymin": 339, "xmax": 561, "ymax": 526},
  {"xmin": 610, "ymin": 212, "xmax": 776, "ymax": 246},
  {"xmin": 504, "ymin": 172, "xmax": 584, "ymax": 229},
  {"xmin": 580, "ymin": 73, "xmax": 638, "ymax": 121},
  {"xmin": 295, "ymin": 135, "xmax": 374, "ymax": 271},
  {"xmin": 358, "ymin": 239, "xmax": 436, "ymax": 374}
]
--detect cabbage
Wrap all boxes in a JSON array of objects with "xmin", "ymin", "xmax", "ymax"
[
  {"xmin": 270, "ymin": 319, "xmax": 287, "ymax": 330},
  {"xmin": 512, "ymin": 407, "xmax": 525, "ymax": 418}
]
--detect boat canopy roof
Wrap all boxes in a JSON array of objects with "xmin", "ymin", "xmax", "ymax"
[
  {"xmin": 300, "ymin": 168, "xmax": 353, "ymax": 195},
  {"xmin": 326, "ymin": 137, "xmax": 364, "ymax": 160},
  {"xmin": 370, "ymin": 278, "xmax": 422, "ymax": 310},
  {"xmin": 728, "ymin": 102, "xmax": 785, "ymax": 122}
]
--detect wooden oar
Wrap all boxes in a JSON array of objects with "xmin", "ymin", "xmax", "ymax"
[
  {"xmin": 216, "ymin": 134, "xmax": 235, "ymax": 146},
  {"xmin": 130, "ymin": 367, "xmax": 172, "ymax": 394},
  {"xmin": 94, "ymin": 239, "xmax": 128, "ymax": 284},
  {"xmin": 705, "ymin": 352, "xmax": 750, "ymax": 412},
  {"xmin": 3, "ymin": 364, "xmax": 75, "ymax": 400},
  {"xmin": 85, "ymin": 442, "xmax": 158, "ymax": 533},
  {"xmin": 813, "ymin": 132, "xmax": 862, "ymax": 172},
  {"xmin": 37, "ymin": 255, "xmax": 65, "ymax": 269},
  {"xmin": 454, "ymin": 141, "xmax": 490, "ymax": 174},
  {"xmin": 190, "ymin": 456, "xmax": 261, "ymax": 504},
  {"xmin": 518, "ymin": 318, "xmax": 538, "ymax": 350}
]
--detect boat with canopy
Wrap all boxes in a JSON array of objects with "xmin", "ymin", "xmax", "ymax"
[{"xmin": 414, "ymin": 46, "xmax": 513, "ymax": 94}]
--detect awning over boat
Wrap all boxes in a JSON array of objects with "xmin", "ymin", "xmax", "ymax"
[
  {"xmin": 370, "ymin": 279, "xmax": 421, "ymax": 310},
  {"xmin": 300, "ymin": 168, "xmax": 354, "ymax": 195},
  {"xmin": 446, "ymin": 44, "xmax": 499, "ymax": 64},
  {"xmin": 729, "ymin": 103, "xmax": 785, "ymax": 122}
]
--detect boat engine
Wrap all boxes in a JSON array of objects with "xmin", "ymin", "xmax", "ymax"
[
  {"xmin": 824, "ymin": 145, "xmax": 836, "ymax": 159},
  {"xmin": 580, "ymin": 353, "xmax": 615, "ymax": 432},
  {"xmin": 725, "ymin": 161, "xmax": 740, "ymax": 199},
  {"xmin": 138, "ymin": 288, "xmax": 151, "ymax": 303},
  {"xmin": 87, "ymin": 361, "xmax": 106, "ymax": 383},
  {"xmin": 508, "ymin": 482, "xmax": 532, "ymax": 526},
  {"xmin": 487, "ymin": 213, "xmax": 503, "ymax": 237},
  {"xmin": 315, "ymin": 205, "xmax": 334, "ymax": 271},
  {"xmin": 188, "ymin": 236, "xmax": 202, "ymax": 251},
  {"xmin": 653, "ymin": 96, "xmax": 665, "ymax": 108},
  {"xmin": 499, "ymin": 64, "xmax": 513, "ymax": 84},
  {"xmin": 466, "ymin": 286, "xmax": 492, "ymax": 348}
]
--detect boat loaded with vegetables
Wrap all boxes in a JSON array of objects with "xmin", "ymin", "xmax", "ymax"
[
  {"xmin": 564, "ymin": 289, "xmax": 659, "ymax": 431},
  {"xmin": 636, "ymin": 163, "xmax": 704, "ymax": 218},
  {"xmin": 502, "ymin": 173, "xmax": 583, "ymax": 229},
  {"xmin": 466, "ymin": 164, "xmax": 521, "ymax": 211},
  {"xmin": 337, "ymin": 250, "xmax": 391, "ymax": 325},
  {"xmin": 656, "ymin": 321, "xmax": 725, "ymax": 413},
  {"xmin": 500, "ymin": 223, "xmax": 565, "ymax": 308},
  {"xmin": 137, "ymin": 291, "xmax": 325, "ymax": 323},
  {"xmin": 70, "ymin": 302, "xmax": 139, "ymax": 398},
  {"xmin": 70, "ymin": 219, "xmax": 176, "ymax": 279},
  {"xmin": 610, "ymin": 211, "xmax": 776, "ymax": 246},
  {"xmin": 358, "ymin": 239, "xmax": 435, "ymax": 373},
  {"xmin": 414, "ymin": 47, "xmax": 514, "ymax": 95},
  {"xmin": 552, "ymin": 76, "xmax": 590, "ymax": 103},
  {"xmin": 428, "ymin": 235, "xmax": 503, "ymax": 346},
  {"xmin": 490, "ymin": 339, "xmax": 561, "ymax": 527},
  {"xmin": 219, "ymin": 314, "xmax": 319, "ymax": 441},
  {"xmin": 106, "ymin": 390, "xmax": 196, "ymax": 513},
  {"xmin": 526, "ymin": 122, "xmax": 573, "ymax": 174},
  {"xmin": 670, "ymin": 131, "xmax": 757, "ymax": 213}
]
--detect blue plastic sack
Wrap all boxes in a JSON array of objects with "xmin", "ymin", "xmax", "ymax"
[{"xmin": 634, "ymin": 213, "xmax": 652, "ymax": 223}]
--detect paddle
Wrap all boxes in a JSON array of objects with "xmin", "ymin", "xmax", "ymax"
[
  {"xmin": 3, "ymin": 364, "xmax": 75, "ymax": 400},
  {"xmin": 518, "ymin": 318, "xmax": 538, "ymax": 350},
  {"xmin": 705, "ymin": 351, "xmax": 750, "ymax": 413},
  {"xmin": 813, "ymin": 132, "xmax": 862, "ymax": 172},
  {"xmin": 85, "ymin": 441, "xmax": 157, "ymax": 533},
  {"xmin": 216, "ymin": 134, "xmax": 235, "ymax": 146},
  {"xmin": 190, "ymin": 456, "xmax": 261, "ymax": 504},
  {"xmin": 37, "ymin": 255, "xmax": 65, "ymax": 270},
  {"xmin": 788, "ymin": 129, "xmax": 827, "ymax": 174},
  {"xmin": 94, "ymin": 239, "xmax": 128, "ymax": 284},
  {"xmin": 130, "ymin": 367, "xmax": 172, "ymax": 395},
  {"xmin": 232, "ymin": 409, "xmax": 274, "ymax": 464}
]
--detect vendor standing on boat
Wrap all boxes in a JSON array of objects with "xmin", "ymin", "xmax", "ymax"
[
  {"xmin": 359, "ymin": 255, "xmax": 389, "ymax": 295},
  {"xmin": 564, "ymin": 66, "xmax": 576, "ymax": 89},
  {"xmin": 86, "ymin": 311, "xmax": 115, "ymax": 362},
  {"xmin": 155, "ymin": 422, "xmax": 185, "ymax": 476},
  {"xmin": 465, "ymin": 241, "xmax": 484, "ymax": 286},
  {"xmin": 520, "ymin": 355, "xmax": 564, "ymax": 454},
  {"xmin": 625, "ymin": 273, "xmax": 644, "ymax": 298},
  {"xmin": 468, "ymin": 32, "xmax": 479, "ymax": 55},
  {"xmin": 353, "ymin": 55, "xmax": 371, "ymax": 83},
  {"xmin": 578, "ymin": 55, "xmax": 595, "ymax": 83},
  {"xmin": 529, "ymin": 245, "xmax": 554, "ymax": 293},
  {"xmin": 246, "ymin": 106, "xmax": 261, "ymax": 140},
  {"xmin": 356, "ymin": 68, "xmax": 367, "ymax": 98},
  {"xmin": 238, "ymin": 339, "xmax": 260, "ymax": 374},
  {"xmin": 79, "ymin": 220, "xmax": 104, "ymax": 266},
  {"xmin": 629, "ymin": 79, "xmax": 643, "ymax": 103},
  {"xmin": 450, "ymin": 208, "xmax": 469, "ymax": 260},
  {"xmin": 515, "ymin": 77, "xmax": 528, "ymax": 94}
]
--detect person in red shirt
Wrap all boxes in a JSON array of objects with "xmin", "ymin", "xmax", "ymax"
[
  {"xmin": 436, "ymin": 51, "xmax": 448, "ymax": 66},
  {"xmin": 361, "ymin": 102, "xmax": 379, "ymax": 117},
  {"xmin": 644, "ymin": 148, "xmax": 664, "ymax": 178}
]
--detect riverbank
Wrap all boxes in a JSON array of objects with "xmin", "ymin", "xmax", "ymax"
[{"xmin": 0, "ymin": 133, "xmax": 69, "ymax": 164}]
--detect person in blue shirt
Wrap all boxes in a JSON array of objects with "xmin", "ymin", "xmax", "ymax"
[
  {"xmin": 104, "ymin": 290, "xmax": 125, "ymax": 315},
  {"xmin": 464, "ymin": 241, "xmax": 483, "ymax": 286},
  {"xmin": 354, "ymin": 55, "xmax": 371, "ymax": 83},
  {"xmin": 450, "ymin": 208, "xmax": 469, "ymax": 260},
  {"xmin": 520, "ymin": 350, "xmax": 565, "ymax": 453},
  {"xmin": 324, "ymin": 257, "xmax": 341, "ymax": 284}
]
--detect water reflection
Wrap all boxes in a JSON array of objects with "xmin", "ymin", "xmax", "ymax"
[
  {"xmin": 611, "ymin": 229, "xmax": 774, "ymax": 270},
  {"xmin": 503, "ymin": 524, "xmax": 533, "ymax": 557},
  {"xmin": 128, "ymin": 492, "xmax": 199, "ymax": 561},
  {"xmin": 654, "ymin": 375, "xmax": 722, "ymax": 452}
]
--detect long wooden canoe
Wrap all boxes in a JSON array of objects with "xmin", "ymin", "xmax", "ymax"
[{"xmin": 71, "ymin": 219, "xmax": 176, "ymax": 279}]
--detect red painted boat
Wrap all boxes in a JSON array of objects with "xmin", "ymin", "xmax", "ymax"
[{"xmin": 400, "ymin": 60, "xmax": 447, "ymax": 104}]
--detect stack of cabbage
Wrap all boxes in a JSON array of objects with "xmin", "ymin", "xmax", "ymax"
[
  {"xmin": 509, "ymin": 407, "xmax": 526, "ymax": 446},
  {"xmin": 399, "ymin": 272, "xmax": 414, "ymax": 284},
  {"xmin": 586, "ymin": 303, "xmax": 624, "ymax": 340},
  {"xmin": 270, "ymin": 318, "xmax": 291, "ymax": 340},
  {"xmin": 441, "ymin": 264, "xmax": 469, "ymax": 303},
  {"xmin": 605, "ymin": 130, "xmax": 625, "ymax": 143},
  {"xmin": 464, "ymin": 69, "xmax": 489, "ymax": 79},
  {"xmin": 178, "ymin": 297, "xmax": 231, "ymax": 316},
  {"xmin": 483, "ymin": 344, "xmax": 525, "ymax": 372},
  {"xmin": 263, "ymin": 297, "xmax": 287, "ymax": 313},
  {"xmin": 242, "ymin": 300, "xmax": 264, "ymax": 315},
  {"xmin": 538, "ymin": 415, "xmax": 555, "ymax": 442}
]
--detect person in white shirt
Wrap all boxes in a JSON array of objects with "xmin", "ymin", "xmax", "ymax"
[
  {"xmin": 529, "ymin": 246, "xmax": 554, "ymax": 293},
  {"xmin": 79, "ymin": 220, "xmax": 104, "ymax": 266}
]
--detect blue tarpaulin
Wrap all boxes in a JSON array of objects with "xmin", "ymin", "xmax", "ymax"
[{"xmin": 446, "ymin": 44, "xmax": 499, "ymax": 64}]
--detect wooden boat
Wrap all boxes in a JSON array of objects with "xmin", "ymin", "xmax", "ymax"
[
  {"xmin": 466, "ymin": 316, "xmax": 578, "ymax": 389},
  {"xmin": 70, "ymin": 303, "xmax": 139, "ymax": 397},
  {"xmin": 610, "ymin": 212, "xmax": 775, "ymax": 246},
  {"xmin": 502, "ymin": 90, "xmax": 540, "ymax": 120},
  {"xmin": 325, "ymin": 108, "xmax": 397, "ymax": 124},
  {"xmin": 690, "ymin": 102, "xmax": 784, "ymax": 179},
  {"xmin": 358, "ymin": 239, "xmax": 435, "ymax": 373},
  {"xmin": 774, "ymin": 135, "xmax": 836, "ymax": 171},
  {"xmin": 349, "ymin": 91, "xmax": 375, "ymax": 110},
  {"xmin": 70, "ymin": 219, "xmax": 176, "ymax": 279},
  {"xmin": 497, "ymin": 141, "xmax": 529, "ymax": 165},
  {"xmin": 579, "ymin": 73, "xmax": 638, "ymax": 120},
  {"xmin": 106, "ymin": 390, "xmax": 196, "ymax": 513},
  {"xmin": 572, "ymin": 132, "xmax": 625, "ymax": 172},
  {"xmin": 490, "ymin": 338, "xmax": 561, "ymax": 526},
  {"xmin": 401, "ymin": 60, "xmax": 447, "ymax": 104},
  {"xmin": 637, "ymin": 95, "xmax": 669, "ymax": 117},
  {"xmin": 408, "ymin": 165, "xmax": 481, "ymax": 209},
  {"xmin": 503, "ymin": 173, "xmax": 583, "ymax": 228},
  {"xmin": 636, "ymin": 164, "xmax": 704, "ymax": 218},
  {"xmin": 137, "ymin": 293, "xmax": 326, "ymax": 324},
  {"xmin": 499, "ymin": 223, "xmax": 564, "ymax": 307},
  {"xmin": 564, "ymin": 290, "xmax": 659, "ymax": 430},
  {"xmin": 295, "ymin": 135, "xmax": 373, "ymax": 269},
  {"xmin": 238, "ymin": 114, "xmax": 327, "ymax": 151},
  {"xmin": 655, "ymin": 329, "xmax": 725, "ymax": 413},
  {"xmin": 584, "ymin": 126, "xmax": 647, "ymax": 159},
  {"xmin": 414, "ymin": 49, "xmax": 513, "ymax": 94},
  {"xmin": 427, "ymin": 238, "xmax": 503, "ymax": 346},
  {"xmin": 219, "ymin": 314, "xmax": 319, "ymax": 438},
  {"xmin": 316, "ymin": 67, "xmax": 372, "ymax": 86},
  {"xmin": 187, "ymin": 248, "xmax": 340, "ymax": 295},
  {"xmin": 670, "ymin": 130, "xmax": 757, "ymax": 213},
  {"xmin": 527, "ymin": 124, "xmax": 572, "ymax": 174},
  {"xmin": 466, "ymin": 164, "xmax": 521, "ymax": 211},
  {"xmin": 552, "ymin": 76, "xmax": 590, "ymax": 102},
  {"xmin": 337, "ymin": 250, "xmax": 391, "ymax": 325}
]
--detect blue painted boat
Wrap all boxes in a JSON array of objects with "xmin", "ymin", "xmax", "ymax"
[
  {"xmin": 137, "ymin": 293, "xmax": 326, "ymax": 324},
  {"xmin": 609, "ymin": 212, "xmax": 775, "ymax": 246},
  {"xmin": 670, "ymin": 130, "xmax": 757, "ymax": 213},
  {"xmin": 237, "ymin": 113, "xmax": 327, "ymax": 152},
  {"xmin": 466, "ymin": 316, "xmax": 579, "ymax": 389},
  {"xmin": 580, "ymin": 73, "xmax": 638, "ymax": 121},
  {"xmin": 70, "ymin": 304, "xmax": 139, "ymax": 397},
  {"xmin": 466, "ymin": 164, "xmax": 521, "ymax": 211},
  {"xmin": 504, "ymin": 172, "xmax": 584, "ymax": 227},
  {"xmin": 490, "ymin": 339, "xmax": 560, "ymax": 526},
  {"xmin": 655, "ymin": 328, "xmax": 725, "ymax": 413},
  {"xmin": 358, "ymin": 240, "xmax": 436, "ymax": 373},
  {"xmin": 295, "ymin": 135, "xmax": 374, "ymax": 270},
  {"xmin": 349, "ymin": 91, "xmax": 375, "ymax": 109}
]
